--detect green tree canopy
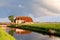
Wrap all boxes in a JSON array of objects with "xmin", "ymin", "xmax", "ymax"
[{"xmin": 8, "ymin": 15, "xmax": 14, "ymax": 23}]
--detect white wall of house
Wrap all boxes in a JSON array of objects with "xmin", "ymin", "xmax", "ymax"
[
  {"xmin": 24, "ymin": 22, "xmax": 34, "ymax": 24},
  {"xmin": 16, "ymin": 20, "xmax": 25, "ymax": 24}
]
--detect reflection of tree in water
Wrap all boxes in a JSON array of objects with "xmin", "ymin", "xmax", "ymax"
[
  {"xmin": 9, "ymin": 28, "xmax": 15, "ymax": 36},
  {"xmin": 49, "ymin": 35, "xmax": 60, "ymax": 40}
]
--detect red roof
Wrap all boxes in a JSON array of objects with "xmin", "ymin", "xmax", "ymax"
[{"xmin": 15, "ymin": 16, "xmax": 33, "ymax": 22}]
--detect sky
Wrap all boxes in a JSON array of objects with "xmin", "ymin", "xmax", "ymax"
[{"xmin": 0, "ymin": 0, "xmax": 60, "ymax": 22}]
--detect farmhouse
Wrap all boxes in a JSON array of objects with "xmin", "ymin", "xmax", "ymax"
[{"xmin": 14, "ymin": 16, "xmax": 34, "ymax": 24}]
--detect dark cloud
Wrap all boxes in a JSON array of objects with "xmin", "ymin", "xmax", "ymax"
[{"xmin": 0, "ymin": 0, "xmax": 31, "ymax": 17}]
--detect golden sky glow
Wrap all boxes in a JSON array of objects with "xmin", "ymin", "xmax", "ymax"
[
  {"xmin": 44, "ymin": 0, "xmax": 60, "ymax": 10},
  {"xmin": 31, "ymin": 0, "xmax": 60, "ymax": 17}
]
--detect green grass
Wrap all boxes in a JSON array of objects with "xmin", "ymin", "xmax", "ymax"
[
  {"xmin": 0, "ymin": 27, "xmax": 16, "ymax": 40},
  {"xmin": 30, "ymin": 23, "xmax": 60, "ymax": 31}
]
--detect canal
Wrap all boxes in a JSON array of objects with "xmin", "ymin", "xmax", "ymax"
[
  {"xmin": 13, "ymin": 32, "xmax": 60, "ymax": 40},
  {"xmin": 2, "ymin": 26, "xmax": 60, "ymax": 40},
  {"xmin": 6, "ymin": 28, "xmax": 60, "ymax": 40}
]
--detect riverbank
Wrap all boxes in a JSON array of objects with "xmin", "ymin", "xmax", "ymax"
[
  {"xmin": 0, "ymin": 27, "xmax": 16, "ymax": 40},
  {"xmin": 8, "ymin": 22, "xmax": 60, "ymax": 37}
]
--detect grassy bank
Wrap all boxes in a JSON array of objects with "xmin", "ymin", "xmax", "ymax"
[
  {"xmin": 9, "ymin": 22, "xmax": 60, "ymax": 36},
  {"xmin": 0, "ymin": 27, "xmax": 16, "ymax": 40}
]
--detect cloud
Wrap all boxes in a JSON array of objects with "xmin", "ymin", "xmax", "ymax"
[
  {"xmin": 18, "ymin": 4, "xmax": 23, "ymax": 8},
  {"xmin": 32, "ymin": 16, "xmax": 60, "ymax": 22},
  {"xmin": 42, "ymin": 0, "xmax": 60, "ymax": 13},
  {"xmin": 0, "ymin": 0, "xmax": 23, "ymax": 8},
  {"xmin": 30, "ymin": 0, "xmax": 60, "ymax": 17},
  {"xmin": 0, "ymin": 0, "xmax": 25, "ymax": 18}
]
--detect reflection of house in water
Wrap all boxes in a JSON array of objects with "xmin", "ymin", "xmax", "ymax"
[{"xmin": 14, "ymin": 16, "xmax": 34, "ymax": 24}]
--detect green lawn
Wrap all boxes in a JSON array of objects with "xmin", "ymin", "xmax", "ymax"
[{"xmin": 0, "ymin": 27, "xmax": 16, "ymax": 40}]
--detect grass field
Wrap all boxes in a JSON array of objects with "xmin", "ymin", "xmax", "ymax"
[{"xmin": 30, "ymin": 22, "xmax": 60, "ymax": 31}]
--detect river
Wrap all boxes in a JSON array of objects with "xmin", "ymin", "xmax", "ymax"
[
  {"xmin": 7, "ymin": 29, "xmax": 60, "ymax": 40},
  {"xmin": 2, "ymin": 26, "xmax": 60, "ymax": 40}
]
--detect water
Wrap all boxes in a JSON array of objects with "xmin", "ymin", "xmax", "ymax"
[
  {"xmin": 7, "ymin": 30, "xmax": 60, "ymax": 40},
  {"xmin": 14, "ymin": 32, "xmax": 49, "ymax": 40},
  {"xmin": 3, "ymin": 27, "xmax": 60, "ymax": 40}
]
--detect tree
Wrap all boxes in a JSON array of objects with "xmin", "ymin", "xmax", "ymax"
[
  {"xmin": 8, "ymin": 15, "xmax": 15, "ymax": 36},
  {"xmin": 8, "ymin": 15, "xmax": 14, "ymax": 23}
]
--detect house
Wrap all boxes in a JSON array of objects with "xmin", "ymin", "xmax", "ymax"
[{"xmin": 14, "ymin": 16, "xmax": 34, "ymax": 24}]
